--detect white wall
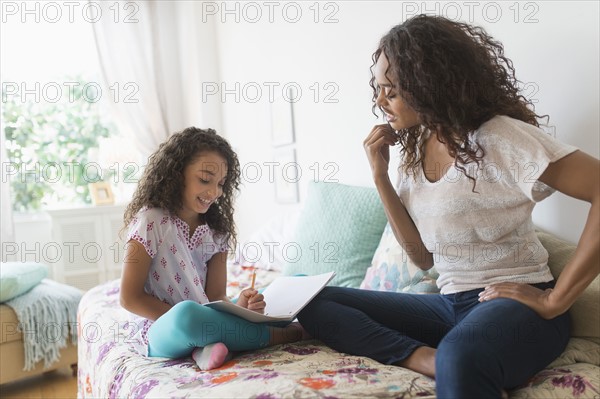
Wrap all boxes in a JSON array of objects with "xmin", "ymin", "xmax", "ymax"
[
  {"xmin": 474, "ymin": 1, "xmax": 599, "ymax": 242},
  {"xmin": 8, "ymin": 1, "xmax": 599, "ymax": 251},
  {"xmin": 211, "ymin": 1, "xmax": 599, "ymax": 244}
]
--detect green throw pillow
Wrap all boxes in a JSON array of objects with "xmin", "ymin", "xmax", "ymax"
[
  {"xmin": 282, "ymin": 181, "xmax": 387, "ymax": 287},
  {"xmin": 0, "ymin": 262, "xmax": 49, "ymax": 302}
]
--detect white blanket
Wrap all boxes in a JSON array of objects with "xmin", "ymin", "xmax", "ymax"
[{"xmin": 6, "ymin": 279, "xmax": 82, "ymax": 370}]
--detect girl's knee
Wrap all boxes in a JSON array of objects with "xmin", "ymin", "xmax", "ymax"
[
  {"xmin": 170, "ymin": 299, "xmax": 199, "ymax": 314},
  {"xmin": 163, "ymin": 300, "xmax": 208, "ymax": 331}
]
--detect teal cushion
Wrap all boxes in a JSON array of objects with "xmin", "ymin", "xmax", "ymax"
[
  {"xmin": 282, "ymin": 182, "xmax": 387, "ymax": 287},
  {"xmin": 0, "ymin": 262, "xmax": 49, "ymax": 302}
]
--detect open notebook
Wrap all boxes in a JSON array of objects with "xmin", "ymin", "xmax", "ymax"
[{"xmin": 205, "ymin": 271, "xmax": 336, "ymax": 323}]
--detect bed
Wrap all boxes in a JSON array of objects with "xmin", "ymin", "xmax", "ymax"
[
  {"xmin": 77, "ymin": 183, "xmax": 599, "ymax": 398},
  {"xmin": 77, "ymin": 267, "xmax": 439, "ymax": 398},
  {"xmin": 78, "ymin": 251, "xmax": 599, "ymax": 399}
]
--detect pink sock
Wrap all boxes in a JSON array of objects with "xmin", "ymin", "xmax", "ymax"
[{"xmin": 192, "ymin": 343, "xmax": 230, "ymax": 371}]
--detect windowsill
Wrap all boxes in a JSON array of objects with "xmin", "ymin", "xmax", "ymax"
[
  {"xmin": 44, "ymin": 202, "xmax": 129, "ymax": 212},
  {"xmin": 13, "ymin": 211, "xmax": 51, "ymax": 224},
  {"xmin": 14, "ymin": 203, "xmax": 128, "ymax": 222}
]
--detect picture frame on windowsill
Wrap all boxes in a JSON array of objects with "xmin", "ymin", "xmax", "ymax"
[{"xmin": 89, "ymin": 182, "xmax": 115, "ymax": 206}]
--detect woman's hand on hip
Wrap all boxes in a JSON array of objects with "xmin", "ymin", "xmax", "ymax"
[
  {"xmin": 363, "ymin": 124, "xmax": 398, "ymax": 181},
  {"xmin": 478, "ymin": 282, "xmax": 566, "ymax": 319}
]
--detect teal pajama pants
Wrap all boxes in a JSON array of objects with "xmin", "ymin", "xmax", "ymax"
[{"xmin": 147, "ymin": 300, "xmax": 271, "ymax": 358}]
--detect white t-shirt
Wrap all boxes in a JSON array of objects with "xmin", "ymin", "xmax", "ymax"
[{"xmin": 397, "ymin": 115, "xmax": 578, "ymax": 294}]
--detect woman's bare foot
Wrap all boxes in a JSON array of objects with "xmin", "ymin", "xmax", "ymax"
[
  {"xmin": 289, "ymin": 321, "xmax": 312, "ymax": 340},
  {"xmin": 268, "ymin": 322, "xmax": 310, "ymax": 345},
  {"xmin": 394, "ymin": 346, "xmax": 436, "ymax": 378}
]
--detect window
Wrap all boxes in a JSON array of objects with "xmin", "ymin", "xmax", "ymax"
[{"xmin": 1, "ymin": 13, "xmax": 138, "ymax": 212}]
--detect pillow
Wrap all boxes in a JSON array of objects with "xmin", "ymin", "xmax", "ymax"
[
  {"xmin": 537, "ymin": 231, "xmax": 600, "ymax": 343},
  {"xmin": 282, "ymin": 181, "xmax": 387, "ymax": 288},
  {"xmin": 0, "ymin": 262, "xmax": 49, "ymax": 302},
  {"xmin": 360, "ymin": 223, "xmax": 440, "ymax": 294},
  {"xmin": 237, "ymin": 209, "xmax": 301, "ymax": 271},
  {"xmin": 546, "ymin": 337, "xmax": 600, "ymax": 368}
]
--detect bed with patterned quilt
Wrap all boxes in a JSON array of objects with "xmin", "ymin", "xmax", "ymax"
[
  {"xmin": 78, "ymin": 256, "xmax": 599, "ymax": 399},
  {"xmin": 77, "ymin": 183, "xmax": 599, "ymax": 398}
]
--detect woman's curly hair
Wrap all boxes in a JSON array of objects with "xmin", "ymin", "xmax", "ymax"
[
  {"xmin": 122, "ymin": 127, "xmax": 241, "ymax": 248},
  {"xmin": 370, "ymin": 14, "xmax": 546, "ymax": 186}
]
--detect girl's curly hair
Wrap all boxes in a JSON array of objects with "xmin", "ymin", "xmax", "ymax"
[
  {"xmin": 122, "ymin": 127, "xmax": 241, "ymax": 248},
  {"xmin": 370, "ymin": 14, "xmax": 546, "ymax": 185}
]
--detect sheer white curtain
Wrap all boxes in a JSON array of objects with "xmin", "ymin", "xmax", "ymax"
[
  {"xmin": 91, "ymin": 1, "xmax": 222, "ymax": 159},
  {"xmin": 1, "ymin": 129, "xmax": 15, "ymax": 254}
]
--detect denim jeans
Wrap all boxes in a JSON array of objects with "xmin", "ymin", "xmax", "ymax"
[{"xmin": 297, "ymin": 282, "xmax": 570, "ymax": 399}]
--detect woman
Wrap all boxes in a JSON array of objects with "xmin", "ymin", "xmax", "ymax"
[{"xmin": 297, "ymin": 14, "xmax": 599, "ymax": 398}]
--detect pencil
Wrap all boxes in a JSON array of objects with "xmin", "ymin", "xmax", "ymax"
[{"xmin": 250, "ymin": 269, "xmax": 257, "ymax": 290}]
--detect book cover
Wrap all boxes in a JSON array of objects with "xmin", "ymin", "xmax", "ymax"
[{"xmin": 205, "ymin": 271, "xmax": 336, "ymax": 323}]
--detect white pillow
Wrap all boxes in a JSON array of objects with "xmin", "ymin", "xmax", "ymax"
[{"xmin": 237, "ymin": 210, "xmax": 301, "ymax": 271}]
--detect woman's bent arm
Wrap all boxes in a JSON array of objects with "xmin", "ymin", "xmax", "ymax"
[
  {"xmin": 480, "ymin": 150, "xmax": 600, "ymax": 319},
  {"xmin": 374, "ymin": 174, "xmax": 434, "ymax": 269},
  {"xmin": 364, "ymin": 124, "xmax": 433, "ymax": 269}
]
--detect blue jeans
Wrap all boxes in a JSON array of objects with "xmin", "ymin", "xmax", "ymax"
[
  {"xmin": 147, "ymin": 300, "xmax": 270, "ymax": 358},
  {"xmin": 297, "ymin": 282, "xmax": 570, "ymax": 398}
]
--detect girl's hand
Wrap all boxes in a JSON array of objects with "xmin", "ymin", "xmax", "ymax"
[
  {"xmin": 363, "ymin": 124, "xmax": 398, "ymax": 181},
  {"xmin": 236, "ymin": 289, "xmax": 266, "ymax": 314},
  {"xmin": 478, "ymin": 282, "xmax": 565, "ymax": 319}
]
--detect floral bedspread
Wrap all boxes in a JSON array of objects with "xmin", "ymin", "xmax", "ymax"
[{"xmin": 77, "ymin": 266, "xmax": 599, "ymax": 399}]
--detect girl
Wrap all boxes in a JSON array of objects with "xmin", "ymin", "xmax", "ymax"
[
  {"xmin": 298, "ymin": 15, "xmax": 599, "ymax": 398},
  {"xmin": 120, "ymin": 127, "xmax": 303, "ymax": 370}
]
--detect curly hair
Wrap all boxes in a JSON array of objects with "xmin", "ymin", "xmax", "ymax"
[
  {"xmin": 369, "ymin": 14, "xmax": 546, "ymax": 186},
  {"xmin": 122, "ymin": 127, "xmax": 241, "ymax": 248}
]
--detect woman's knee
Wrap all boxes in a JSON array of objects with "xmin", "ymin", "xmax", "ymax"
[
  {"xmin": 436, "ymin": 339, "xmax": 486, "ymax": 372},
  {"xmin": 298, "ymin": 287, "xmax": 340, "ymax": 322},
  {"xmin": 435, "ymin": 340, "xmax": 504, "ymax": 398},
  {"xmin": 312, "ymin": 286, "xmax": 355, "ymax": 302}
]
